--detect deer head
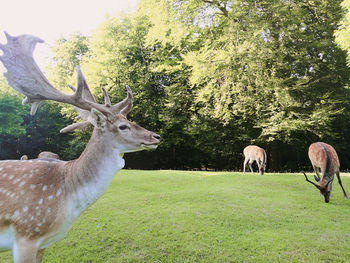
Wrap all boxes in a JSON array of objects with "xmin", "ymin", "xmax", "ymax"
[
  {"xmin": 303, "ymin": 172, "xmax": 333, "ymax": 203},
  {"xmin": 258, "ymin": 161, "xmax": 266, "ymax": 175}
]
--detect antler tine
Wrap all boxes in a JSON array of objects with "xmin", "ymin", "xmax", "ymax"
[
  {"xmin": 63, "ymin": 82, "xmax": 94, "ymax": 132},
  {"xmin": 102, "ymin": 87, "xmax": 111, "ymax": 107},
  {"xmin": 4, "ymin": 31, "xmax": 14, "ymax": 42},
  {"xmin": 303, "ymin": 172, "xmax": 320, "ymax": 189},
  {"xmin": 69, "ymin": 71, "xmax": 96, "ymax": 104},
  {"xmin": 73, "ymin": 67, "xmax": 115, "ymax": 115},
  {"xmin": 68, "ymin": 84, "xmax": 76, "ymax": 92},
  {"xmin": 60, "ymin": 121, "xmax": 91, "ymax": 133},
  {"xmin": 111, "ymin": 85, "xmax": 133, "ymax": 116}
]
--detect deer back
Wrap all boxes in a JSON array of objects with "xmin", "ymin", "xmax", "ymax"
[
  {"xmin": 308, "ymin": 142, "xmax": 339, "ymax": 176},
  {"xmin": 38, "ymin": 152, "xmax": 60, "ymax": 160}
]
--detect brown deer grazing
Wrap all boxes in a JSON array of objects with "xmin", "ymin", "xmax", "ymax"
[
  {"xmin": 243, "ymin": 145, "xmax": 267, "ymax": 175},
  {"xmin": 0, "ymin": 32, "xmax": 160, "ymax": 262},
  {"xmin": 303, "ymin": 142, "xmax": 348, "ymax": 203},
  {"xmin": 37, "ymin": 152, "xmax": 60, "ymax": 160}
]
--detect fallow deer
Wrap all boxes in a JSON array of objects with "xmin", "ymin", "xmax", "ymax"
[
  {"xmin": 243, "ymin": 145, "xmax": 267, "ymax": 175},
  {"xmin": 0, "ymin": 32, "xmax": 161, "ymax": 262},
  {"xmin": 20, "ymin": 155, "xmax": 28, "ymax": 161},
  {"xmin": 37, "ymin": 152, "xmax": 60, "ymax": 160},
  {"xmin": 303, "ymin": 142, "xmax": 348, "ymax": 203}
]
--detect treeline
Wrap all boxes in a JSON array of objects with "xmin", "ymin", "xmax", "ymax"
[{"xmin": 2, "ymin": 0, "xmax": 350, "ymax": 171}]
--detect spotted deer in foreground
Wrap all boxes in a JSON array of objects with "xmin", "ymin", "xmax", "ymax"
[
  {"xmin": 0, "ymin": 32, "xmax": 160, "ymax": 262},
  {"xmin": 303, "ymin": 142, "xmax": 348, "ymax": 203},
  {"xmin": 243, "ymin": 145, "xmax": 267, "ymax": 175}
]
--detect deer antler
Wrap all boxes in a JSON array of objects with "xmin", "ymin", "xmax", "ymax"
[
  {"xmin": 303, "ymin": 172, "xmax": 320, "ymax": 189},
  {"xmin": 0, "ymin": 32, "xmax": 64, "ymax": 114},
  {"xmin": 110, "ymin": 85, "xmax": 133, "ymax": 116},
  {"xmin": 59, "ymin": 83, "xmax": 95, "ymax": 133},
  {"xmin": 60, "ymin": 83, "xmax": 132, "ymax": 133},
  {"xmin": 0, "ymin": 32, "xmax": 127, "ymax": 116}
]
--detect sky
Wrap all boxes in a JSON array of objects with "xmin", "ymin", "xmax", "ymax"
[{"xmin": 0, "ymin": 0, "xmax": 139, "ymax": 68}]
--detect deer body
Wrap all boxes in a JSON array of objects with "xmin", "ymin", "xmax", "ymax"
[
  {"xmin": 0, "ymin": 132, "xmax": 125, "ymax": 255},
  {"xmin": 0, "ymin": 32, "xmax": 160, "ymax": 262},
  {"xmin": 304, "ymin": 142, "xmax": 348, "ymax": 203},
  {"xmin": 0, "ymin": 159, "xmax": 65, "ymax": 255},
  {"xmin": 243, "ymin": 145, "xmax": 267, "ymax": 175}
]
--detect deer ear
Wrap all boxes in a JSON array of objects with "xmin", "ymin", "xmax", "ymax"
[{"xmin": 88, "ymin": 108, "xmax": 106, "ymax": 129}]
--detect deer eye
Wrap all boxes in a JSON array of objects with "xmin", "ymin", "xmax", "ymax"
[{"xmin": 118, "ymin": 125, "xmax": 128, "ymax": 130}]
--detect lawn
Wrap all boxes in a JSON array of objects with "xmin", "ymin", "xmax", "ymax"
[{"xmin": 1, "ymin": 170, "xmax": 350, "ymax": 262}]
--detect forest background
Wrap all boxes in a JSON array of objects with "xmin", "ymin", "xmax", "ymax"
[{"xmin": 2, "ymin": 0, "xmax": 350, "ymax": 172}]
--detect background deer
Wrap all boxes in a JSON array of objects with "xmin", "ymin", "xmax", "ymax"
[
  {"xmin": 243, "ymin": 145, "xmax": 267, "ymax": 175},
  {"xmin": 303, "ymin": 142, "xmax": 348, "ymax": 203},
  {"xmin": 0, "ymin": 32, "xmax": 160, "ymax": 263},
  {"xmin": 37, "ymin": 152, "xmax": 60, "ymax": 160}
]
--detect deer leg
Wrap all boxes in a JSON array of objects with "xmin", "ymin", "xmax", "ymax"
[
  {"xmin": 313, "ymin": 165, "xmax": 321, "ymax": 181},
  {"xmin": 312, "ymin": 165, "xmax": 321, "ymax": 182},
  {"xmin": 243, "ymin": 158, "xmax": 248, "ymax": 173},
  {"xmin": 336, "ymin": 171, "xmax": 348, "ymax": 199},
  {"xmin": 256, "ymin": 161, "xmax": 263, "ymax": 174},
  {"xmin": 12, "ymin": 238, "xmax": 40, "ymax": 263},
  {"xmin": 248, "ymin": 160, "xmax": 254, "ymax": 173}
]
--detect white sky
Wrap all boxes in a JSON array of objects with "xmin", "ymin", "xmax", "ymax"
[{"xmin": 0, "ymin": 0, "xmax": 139, "ymax": 69}]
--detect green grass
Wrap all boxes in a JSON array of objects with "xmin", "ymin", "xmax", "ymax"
[{"xmin": 1, "ymin": 170, "xmax": 350, "ymax": 262}]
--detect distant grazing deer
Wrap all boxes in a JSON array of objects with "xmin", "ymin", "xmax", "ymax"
[
  {"xmin": 243, "ymin": 145, "xmax": 267, "ymax": 175},
  {"xmin": 303, "ymin": 142, "xmax": 348, "ymax": 203},
  {"xmin": 37, "ymin": 152, "xmax": 60, "ymax": 160},
  {"xmin": 20, "ymin": 155, "xmax": 28, "ymax": 160},
  {"xmin": 0, "ymin": 32, "xmax": 160, "ymax": 262}
]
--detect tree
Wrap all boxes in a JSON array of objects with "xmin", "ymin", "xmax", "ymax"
[
  {"xmin": 47, "ymin": 33, "xmax": 90, "ymax": 92},
  {"xmin": 44, "ymin": 0, "xmax": 350, "ymax": 171},
  {"xmin": 155, "ymin": 0, "xmax": 350, "ymax": 170},
  {"xmin": 0, "ymin": 76, "xmax": 74, "ymax": 160},
  {"xmin": 336, "ymin": 0, "xmax": 350, "ymax": 65},
  {"xmin": 0, "ymin": 77, "xmax": 27, "ymax": 159}
]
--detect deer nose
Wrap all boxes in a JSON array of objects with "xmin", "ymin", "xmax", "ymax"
[{"xmin": 153, "ymin": 134, "xmax": 161, "ymax": 141}]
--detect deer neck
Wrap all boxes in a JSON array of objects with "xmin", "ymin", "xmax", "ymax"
[{"xmin": 64, "ymin": 128, "xmax": 125, "ymax": 218}]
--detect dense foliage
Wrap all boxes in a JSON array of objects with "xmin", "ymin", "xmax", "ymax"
[
  {"xmin": 1, "ymin": 0, "xmax": 350, "ymax": 171},
  {"xmin": 0, "ymin": 79, "xmax": 74, "ymax": 160}
]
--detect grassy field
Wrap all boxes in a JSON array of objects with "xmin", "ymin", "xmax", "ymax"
[{"xmin": 1, "ymin": 170, "xmax": 350, "ymax": 262}]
